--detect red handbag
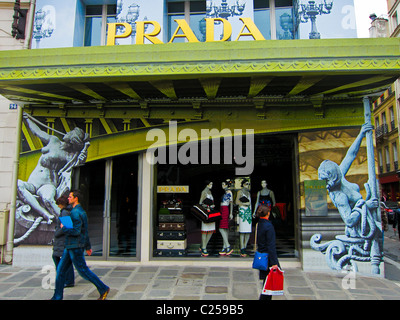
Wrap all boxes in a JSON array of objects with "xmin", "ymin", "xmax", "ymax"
[{"xmin": 262, "ymin": 266, "xmax": 284, "ymax": 296}]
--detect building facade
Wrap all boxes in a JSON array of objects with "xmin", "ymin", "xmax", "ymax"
[
  {"xmin": 0, "ymin": 0, "xmax": 399, "ymax": 276},
  {"xmin": 0, "ymin": 0, "xmax": 35, "ymax": 264},
  {"xmin": 374, "ymin": 84, "xmax": 399, "ymax": 200}
]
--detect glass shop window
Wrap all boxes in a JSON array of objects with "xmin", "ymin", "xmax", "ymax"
[
  {"xmin": 254, "ymin": 0, "xmax": 297, "ymax": 40},
  {"xmin": 84, "ymin": 4, "xmax": 117, "ymax": 46},
  {"xmin": 254, "ymin": 0, "xmax": 271, "ymax": 39},
  {"xmin": 276, "ymin": 6, "xmax": 296, "ymax": 40},
  {"xmin": 152, "ymin": 134, "xmax": 296, "ymax": 260},
  {"xmin": 167, "ymin": 1, "xmax": 206, "ymax": 42}
]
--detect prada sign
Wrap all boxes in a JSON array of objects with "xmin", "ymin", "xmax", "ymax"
[{"xmin": 107, "ymin": 17, "xmax": 265, "ymax": 45}]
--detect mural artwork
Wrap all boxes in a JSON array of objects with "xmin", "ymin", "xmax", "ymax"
[
  {"xmin": 310, "ymin": 123, "xmax": 383, "ymax": 274},
  {"xmin": 15, "ymin": 113, "xmax": 90, "ymax": 245}
]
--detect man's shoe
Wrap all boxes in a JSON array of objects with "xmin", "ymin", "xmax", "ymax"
[{"xmin": 98, "ymin": 287, "xmax": 110, "ymax": 300}]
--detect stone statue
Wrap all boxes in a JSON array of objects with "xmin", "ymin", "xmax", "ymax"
[
  {"xmin": 15, "ymin": 113, "xmax": 90, "ymax": 244},
  {"xmin": 310, "ymin": 123, "xmax": 383, "ymax": 274}
]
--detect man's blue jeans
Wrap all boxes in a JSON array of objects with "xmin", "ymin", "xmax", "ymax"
[
  {"xmin": 52, "ymin": 248, "xmax": 109, "ymax": 300},
  {"xmin": 52, "ymin": 255, "xmax": 74, "ymax": 287}
]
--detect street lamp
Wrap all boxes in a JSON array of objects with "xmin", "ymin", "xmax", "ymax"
[
  {"xmin": 203, "ymin": 0, "xmax": 246, "ymax": 40},
  {"xmin": 32, "ymin": 8, "xmax": 54, "ymax": 48},
  {"xmin": 206, "ymin": 0, "xmax": 246, "ymax": 19},
  {"xmin": 298, "ymin": 0, "xmax": 333, "ymax": 39}
]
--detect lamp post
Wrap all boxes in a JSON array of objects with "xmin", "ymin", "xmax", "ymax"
[
  {"xmin": 206, "ymin": 0, "xmax": 245, "ymax": 19},
  {"xmin": 117, "ymin": 2, "xmax": 148, "ymax": 44},
  {"xmin": 32, "ymin": 8, "xmax": 54, "ymax": 48},
  {"xmin": 298, "ymin": 0, "xmax": 333, "ymax": 39},
  {"xmin": 125, "ymin": 3, "xmax": 140, "ymax": 43},
  {"xmin": 202, "ymin": 0, "xmax": 245, "ymax": 40}
]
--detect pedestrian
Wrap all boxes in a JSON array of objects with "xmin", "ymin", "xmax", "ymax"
[
  {"xmin": 52, "ymin": 195, "xmax": 74, "ymax": 287},
  {"xmin": 392, "ymin": 201, "xmax": 400, "ymax": 240},
  {"xmin": 51, "ymin": 190, "xmax": 110, "ymax": 300},
  {"xmin": 255, "ymin": 204, "xmax": 279, "ymax": 300}
]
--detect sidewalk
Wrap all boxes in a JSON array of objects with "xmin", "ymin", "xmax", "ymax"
[{"xmin": 0, "ymin": 235, "xmax": 400, "ymax": 300}]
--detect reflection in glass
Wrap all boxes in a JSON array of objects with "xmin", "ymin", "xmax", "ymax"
[
  {"xmin": 84, "ymin": 16, "xmax": 102, "ymax": 46},
  {"xmin": 276, "ymin": 8, "xmax": 295, "ymax": 40},
  {"xmin": 168, "ymin": 14, "xmax": 185, "ymax": 43},
  {"xmin": 191, "ymin": 13, "xmax": 206, "ymax": 42},
  {"xmin": 254, "ymin": 8, "xmax": 271, "ymax": 40}
]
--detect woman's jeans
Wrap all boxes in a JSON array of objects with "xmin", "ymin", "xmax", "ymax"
[
  {"xmin": 52, "ymin": 255, "xmax": 74, "ymax": 286},
  {"xmin": 52, "ymin": 248, "xmax": 109, "ymax": 300}
]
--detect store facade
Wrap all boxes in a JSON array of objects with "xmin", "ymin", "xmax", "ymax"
[{"xmin": 1, "ymin": 0, "xmax": 400, "ymax": 274}]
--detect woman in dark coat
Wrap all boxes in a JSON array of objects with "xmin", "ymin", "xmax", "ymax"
[
  {"xmin": 52, "ymin": 195, "xmax": 74, "ymax": 287},
  {"xmin": 256, "ymin": 204, "xmax": 280, "ymax": 300}
]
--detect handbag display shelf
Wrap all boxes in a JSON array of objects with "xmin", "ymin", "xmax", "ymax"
[
  {"xmin": 153, "ymin": 249, "xmax": 187, "ymax": 257},
  {"xmin": 158, "ymin": 222, "xmax": 186, "ymax": 230},
  {"xmin": 154, "ymin": 205, "xmax": 187, "ymax": 256},
  {"xmin": 158, "ymin": 214, "xmax": 185, "ymax": 223},
  {"xmin": 156, "ymin": 230, "xmax": 186, "ymax": 240},
  {"xmin": 190, "ymin": 204, "xmax": 222, "ymax": 223},
  {"xmin": 157, "ymin": 239, "xmax": 187, "ymax": 250}
]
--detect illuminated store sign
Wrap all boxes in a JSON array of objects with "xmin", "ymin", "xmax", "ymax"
[
  {"xmin": 157, "ymin": 186, "xmax": 189, "ymax": 193},
  {"xmin": 107, "ymin": 17, "xmax": 265, "ymax": 45}
]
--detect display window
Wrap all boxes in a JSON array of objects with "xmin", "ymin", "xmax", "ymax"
[{"xmin": 153, "ymin": 133, "xmax": 296, "ymax": 259}]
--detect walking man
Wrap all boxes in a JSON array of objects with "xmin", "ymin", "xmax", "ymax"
[{"xmin": 51, "ymin": 190, "xmax": 110, "ymax": 300}]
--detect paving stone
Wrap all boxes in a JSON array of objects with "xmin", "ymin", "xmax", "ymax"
[
  {"xmin": 313, "ymin": 281, "xmax": 341, "ymax": 290},
  {"xmin": 285, "ymin": 275, "xmax": 309, "ymax": 286},
  {"xmin": 205, "ymin": 286, "xmax": 228, "ymax": 294},
  {"xmin": 125, "ymin": 284, "xmax": 147, "ymax": 292},
  {"xmin": 182, "ymin": 267, "xmax": 207, "ymax": 273},
  {"xmin": 2, "ymin": 272, "xmax": 36, "ymax": 282},
  {"xmin": 174, "ymin": 285, "xmax": 202, "ymax": 295},
  {"xmin": 152, "ymin": 279, "xmax": 177, "ymax": 289},
  {"xmin": 232, "ymin": 270, "xmax": 256, "ymax": 282},
  {"xmin": 138, "ymin": 266, "xmax": 159, "ymax": 273},
  {"xmin": 181, "ymin": 273, "xmax": 205, "ymax": 279},
  {"xmin": 3, "ymin": 288, "xmax": 34, "ymax": 298},
  {"xmin": 18, "ymin": 277, "xmax": 43, "ymax": 288},
  {"xmin": 118, "ymin": 292, "xmax": 143, "ymax": 300},
  {"xmin": 317, "ymin": 290, "xmax": 350, "ymax": 300},
  {"xmin": 172, "ymin": 295, "xmax": 200, "ymax": 300},
  {"xmin": 206, "ymin": 277, "xmax": 229, "ymax": 286},
  {"xmin": 287, "ymin": 287, "xmax": 314, "ymax": 295},
  {"xmin": 108, "ymin": 270, "xmax": 132, "ymax": 277},
  {"xmin": 232, "ymin": 283, "xmax": 258, "ymax": 299},
  {"xmin": 147, "ymin": 289, "xmax": 172, "ymax": 297},
  {"xmin": 203, "ymin": 294, "xmax": 227, "ymax": 300}
]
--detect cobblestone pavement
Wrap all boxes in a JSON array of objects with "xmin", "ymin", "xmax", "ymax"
[
  {"xmin": 0, "ymin": 231, "xmax": 400, "ymax": 300},
  {"xmin": 1, "ymin": 262, "xmax": 400, "ymax": 300}
]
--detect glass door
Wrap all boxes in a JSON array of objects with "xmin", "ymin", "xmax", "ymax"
[
  {"xmin": 72, "ymin": 154, "xmax": 139, "ymax": 259},
  {"xmin": 73, "ymin": 159, "xmax": 106, "ymax": 257},
  {"xmin": 109, "ymin": 154, "xmax": 139, "ymax": 258}
]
